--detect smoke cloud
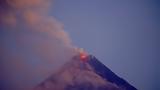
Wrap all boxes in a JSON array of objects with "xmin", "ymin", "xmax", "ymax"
[{"xmin": 0, "ymin": 0, "xmax": 76, "ymax": 89}]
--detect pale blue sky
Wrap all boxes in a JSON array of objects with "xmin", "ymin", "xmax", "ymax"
[{"xmin": 53, "ymin": 0, "xmax": 159, "ymax": 90}]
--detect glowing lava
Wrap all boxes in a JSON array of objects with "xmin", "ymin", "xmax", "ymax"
[
  {"xmin": 79, "ymin": 48, "xmax": 88, "ymax": 62},
  {"xmin": 80, "ymin": 53, "xmax": 87, "ymax": 61}
]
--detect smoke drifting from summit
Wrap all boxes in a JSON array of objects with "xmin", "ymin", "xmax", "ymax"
[
  {"xmin": 0, "ymin": 0, "xmax": 71, "ymax": 45},
  {"xmin": 0, "ymin": 0, "xmax": 76, "ymax": 89}
]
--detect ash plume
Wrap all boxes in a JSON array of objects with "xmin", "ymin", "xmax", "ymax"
[{"xmin": 0, "ymin": 0, "xmax": 76, "ymax": 89}]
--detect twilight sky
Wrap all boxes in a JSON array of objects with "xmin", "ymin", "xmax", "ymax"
[
  {"xmin": 0, "ymin": 0, "xmax": 159, "ymax": 90},
  {"xmin": 53, "ymin": 0, "xmax": 159, "ymax": 90}
]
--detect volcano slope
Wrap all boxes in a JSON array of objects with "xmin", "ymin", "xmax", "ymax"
[{"xmin": 33, "ymin": 55, "xmax": 137, "ymax": 90}]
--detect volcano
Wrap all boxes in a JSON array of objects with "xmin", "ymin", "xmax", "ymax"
[{"xmin": 33, "ymin": 54, "xmax": 137, "ymax": 90}]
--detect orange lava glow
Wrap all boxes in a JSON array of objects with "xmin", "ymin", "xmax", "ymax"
[{"xmin": 80, "ymin": 53, "xmax": 88, "ymax": 62}]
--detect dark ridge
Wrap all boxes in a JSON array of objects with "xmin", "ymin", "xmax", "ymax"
[{"xmin": 88, "ymin": 55, "xmax": 137, "ymax": 90}]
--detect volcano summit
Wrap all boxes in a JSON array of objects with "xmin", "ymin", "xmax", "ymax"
[{"xmin": 33, "ymin": 54, "xmax": 137, "ymax": 90}]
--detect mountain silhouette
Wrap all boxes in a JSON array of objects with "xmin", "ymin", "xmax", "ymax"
[{"xmin": 33, "ymin": 54, "xmax": 137, "ymax": 90}]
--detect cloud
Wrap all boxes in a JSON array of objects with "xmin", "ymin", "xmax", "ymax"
[{"xmin": 0, "ymin": 0, "xmax": 76, "ymax": 89}]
